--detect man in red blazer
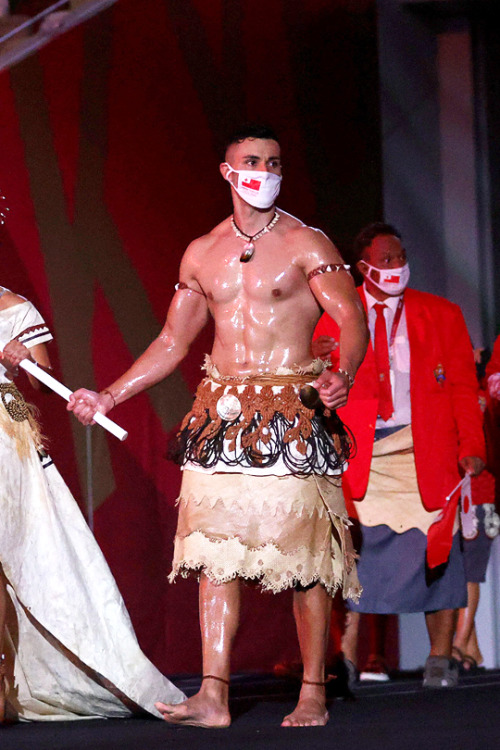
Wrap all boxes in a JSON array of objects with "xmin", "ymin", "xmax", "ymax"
[{"xmin": 314, "ymin": 222, "xmax": 486, "ymax": 687}]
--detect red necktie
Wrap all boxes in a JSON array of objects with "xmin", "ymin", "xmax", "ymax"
[{"xmin": 374, "ymin": 303, "xmax": 394, "ymax": 421}]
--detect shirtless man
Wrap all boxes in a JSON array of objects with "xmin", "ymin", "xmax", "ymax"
[{"xmin": 68, "ymin": 124, "xmax": 368, "ymax": 728}]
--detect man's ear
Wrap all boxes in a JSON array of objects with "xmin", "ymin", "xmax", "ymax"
[
  {"xmin": 356, "ymin": 259, "xmax": 367, "ymax": 276},
  {"xmin": 220, "ymin": 162, "xmax": 231, "ymax": 181}
]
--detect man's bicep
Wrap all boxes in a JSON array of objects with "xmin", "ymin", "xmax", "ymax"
[
  {"xmin": 160, "ymin": 288, "xmax": 209, "ymax": 349},
  {"xmin": 310, "ymin": 271, "xmax": 364, "ymax": 327},
  {"xmin": 177, "ymin": 241, "xmax": 206, "ymax": 295},
  {"xmin": 298, "ymin": 227, "xmax": 348, "ymax": 275}
]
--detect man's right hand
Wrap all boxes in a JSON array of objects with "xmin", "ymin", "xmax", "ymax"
[
  {"xmin": 313, "ymin": 369, "xmax": 350, "ymax": 410},
  {"xmin": 488, "ymin": 373, "xmax": 500, "ymax": 400},
  {"xmin": 459, "ymin": 456, "xmax": 486, "ymax": 477},
  {"xmin": 311, "ymin": 335, "xmax": 336, "ymax": 359},
  {"xmin": 67, "ymin": 388, "xmax": 112, "ymax": 426}
]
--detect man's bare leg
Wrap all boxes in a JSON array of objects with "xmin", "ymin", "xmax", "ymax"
[
  {"xmin": 366, "ymin": 613, "xmax": 388, "ymax": 661},
  {"xmin": 463, "ymin": 623, "xmax": 484, "ymax": 667},
  {"xmin": 155, "ymin": 573, "xmax": 239, "ymax": 728},
  {"xmin": 425, "ymin": 608, "xmax": 456, "ymax": 657},
  {"xmin": 341, "ymin": 609, "xmax": 360, "ymax": 666},
  {"xmin": 453, "ymin": 583, "xmax": 483, "ymax": 666},
  {"xmin": 282, "ymin": 583, "xmax": 332, "ymax": 727}
]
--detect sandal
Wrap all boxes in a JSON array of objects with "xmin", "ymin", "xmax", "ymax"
[
  {"xmin": 461, "ymin": 654, "xmax": 485, "ymax": 674},
  {"xmin": 451, "ymin": 647, "xmax": 485, "ymax": 674},
  {"xmin": 451, "ymin": 646, "xmax": 469, "ymax": 675}
]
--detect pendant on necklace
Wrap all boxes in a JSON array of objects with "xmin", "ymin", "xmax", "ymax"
[{"xmin": 240, "ymin": 242, "xmax": 255, "ymax": 263}]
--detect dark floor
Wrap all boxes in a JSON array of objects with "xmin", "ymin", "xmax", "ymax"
[{"xmin": 2, "ymin": 669, "xmax": 500, "ymax": 750}]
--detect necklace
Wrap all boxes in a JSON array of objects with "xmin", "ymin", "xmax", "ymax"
[{"xmin": 231, "ymin": 211, "xmax": 280, "ymax": 262}]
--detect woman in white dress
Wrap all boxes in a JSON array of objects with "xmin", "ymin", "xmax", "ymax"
[{"xmin": 0, "ymin": 286, "xmax": 185, "ymax": 722}]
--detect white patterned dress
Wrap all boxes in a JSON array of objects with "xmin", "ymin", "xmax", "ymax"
[{"xmin": 0, "ymin": 296, "xmax": 185, "ymax": 721}]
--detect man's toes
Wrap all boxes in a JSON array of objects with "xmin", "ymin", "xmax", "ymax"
[{"xmin": 155, "ymin": 701, "xmax": 176, "ymax": 715}]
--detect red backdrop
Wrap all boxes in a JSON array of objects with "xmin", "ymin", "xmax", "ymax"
[{"xmin": 0, "ymin": 0, "xmax": 381, "ymax": 674}]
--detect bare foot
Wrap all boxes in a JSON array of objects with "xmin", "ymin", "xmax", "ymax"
[
  {"xmin": 281, "ymin": 687, "xmax": 329, "ymax": 727},
  {"xmin": 155, "ymin": 692, "xmax": 231, "ymax": 728}
]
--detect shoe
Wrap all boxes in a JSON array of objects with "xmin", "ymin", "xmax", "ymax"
[
  {"xmin": 344, "ymin": 658, "xmax": 359, "ymax": 690},
  {"xmin": 359, "ymin": 655, "xmax": 390, "ymax": 682},
  {"xmin": 423, "ymin": 655, "xmax": 459, "ymax": 688},
  {"xmin": 325, "ymin": 654, "xmax": 357, "ymax": 700}
]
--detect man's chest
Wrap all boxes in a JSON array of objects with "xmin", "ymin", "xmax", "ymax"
[{"xmin": 197, "ymin": 247, "xmax": 306, "ymax": 305}]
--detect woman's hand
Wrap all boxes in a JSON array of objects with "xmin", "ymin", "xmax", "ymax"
[{"xmin": 0, "ymin": 339, "xmax": 32, "ymax": 368}]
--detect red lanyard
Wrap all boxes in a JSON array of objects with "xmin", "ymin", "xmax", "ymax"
[{"xmin": 388, "ymin": 296, "xmax": 405, "ymax": 350}]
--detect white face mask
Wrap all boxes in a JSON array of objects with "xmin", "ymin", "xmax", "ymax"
[
  {"xmin": 223, "ymin": 164, "xmax": 281, "ymax": 209},
  {"xmin": 362, "ymin": 261, "xmax": 410, "ymax": 296}
]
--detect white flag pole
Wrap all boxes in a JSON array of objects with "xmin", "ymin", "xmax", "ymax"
[
  {"xmin": 16, "ymin": 358, "xmax": 128, "ymax": 442},
  {"xmin": 445, "ymin": 477, "xmax": 467, "ymax": 503}
]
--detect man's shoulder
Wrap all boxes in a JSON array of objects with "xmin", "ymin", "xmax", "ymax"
[
  {"xmin": 279, "ymin": 212, "xmax": 328, "ymax": 243},
  {"xmin": 278, "ymin": 212, "xmax": 344, "ymax": 271},
  {"xmin": 185, "ymin": 217, "xmax": 231, "ymax": 255},
  {"xmin": 405, "ymin": 287, "xmax": 461, "ymax": 315}
]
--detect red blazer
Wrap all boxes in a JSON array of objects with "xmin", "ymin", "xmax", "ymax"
[
  {"xmin": 314, "ymin": 287, "xmax": 486, "ymax": 566},
  {"xmin": 485, "ymin": 334, "xmax": 500, "ymax": 509}
]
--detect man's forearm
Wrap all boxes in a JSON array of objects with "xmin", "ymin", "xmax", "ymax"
[
  {"xmin": 337, "ymin": 318, "xmax": 369, "ymax": 381},
  {"xmin": 103, "ymin": 335, "xmax": 187, "ymax": 406}
]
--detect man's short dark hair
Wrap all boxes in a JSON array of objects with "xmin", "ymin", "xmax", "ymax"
[
  {"xmin": 223, "ymin": 124, "xmax": 280, "ymax": 158},
  {"xmin": 353, "ymin": 222, "xmax": 402, "ymax": 262}
]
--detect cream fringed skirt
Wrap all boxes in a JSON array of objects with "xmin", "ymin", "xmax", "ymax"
[{"xmin": 169, "ymin": 470, "xmax": 361, "ymax": 601}]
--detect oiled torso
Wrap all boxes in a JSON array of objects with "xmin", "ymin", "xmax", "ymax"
[{"xmin": 191, "ymin": 218, "xmax": 323, "ymax": 376}]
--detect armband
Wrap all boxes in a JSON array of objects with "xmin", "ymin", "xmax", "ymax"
[
  {"xmin": 175, "ymin": 282, "xmax": 206, "ymax": 297},
  {"xmin": 307, "ymin": 264, "xmax": 351, "ymax": 282}
]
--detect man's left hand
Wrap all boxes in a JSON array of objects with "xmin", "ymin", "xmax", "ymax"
[
  {"xmin": 460, "ymin": 456, "xmax": 485, "ymax": 476},
  {"xmin": 313, "ymin": 370, "xmax": 350, "ymax": 410}
]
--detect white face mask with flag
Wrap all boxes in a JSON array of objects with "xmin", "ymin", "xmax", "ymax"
[
  {"xmin": 223, "ymin": 164, "xmax": 282, "ymax": 209},
  {"xmin": 362, "ymin": 261, "xmax": 410, "ymax": 296}
]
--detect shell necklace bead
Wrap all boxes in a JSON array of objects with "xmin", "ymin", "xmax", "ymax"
[{"xmin": 231, "ymin": 211, "xmax": 280, "ymax": 262}]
